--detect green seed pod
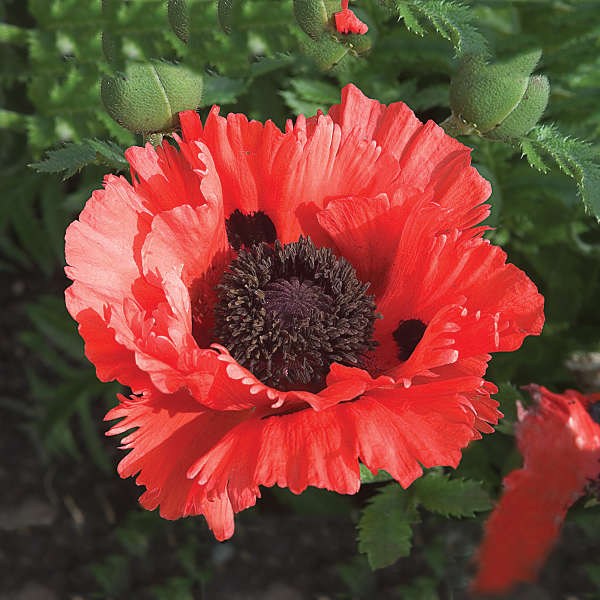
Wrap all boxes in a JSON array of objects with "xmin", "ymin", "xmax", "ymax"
[
  {"xmin": 293, "ymin": 0, "xmax": 329, "ymax": 40},
  {"xmin": 101, "ymin": 62, "xmax": 203, "ymax": 134},
  {"xmin": 299, "ymin": 32, "xmax": 349, "ymax": 71},
  {"xmin": 450, "ymin": 50, "xmax": 546, "ymax": 138},
  {"xmin": 168, "ymin": 0, "xmax": 189, "ymax": 44},
  {"xmin": 484, "ymin": 75, "xmax": 550, "ymax": 141}
]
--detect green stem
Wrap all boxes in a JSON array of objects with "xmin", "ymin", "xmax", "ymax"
[
  {"xmin": 439, "ymin": 113, "xmax": 475, "ymax": 138},
  {"xmin": 0, "ymin": 23, "xmax": 29, "ymax": 44},
  {"xmin": 143, "ymin": 132, "xmax": 164, "ymax": 146},
  {"xmin": 0, "ymin": 109, "xmax": 29, "ymax": 130}
]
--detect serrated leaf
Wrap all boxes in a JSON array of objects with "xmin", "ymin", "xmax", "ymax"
[
  {"xmin": 29, "ymin": 143, "xmax": 97, "ymax": 179},
  {"xmin": 519, "ymin": 124, "xmax": 600, "ymax": 221},
  {"xmin": 396, "ymin": 5, "xmax": 425, "ymax": 36},
  {"xmin": 85, "ymin": 139, "xmax": 129, "ymax": 170},
  {"xmin": 413, "ymin": 472, "xmax": 491, "ymax": 518},
  {"xmin": 359, "ymin": 464, "xmax": 394, "ymax": 484},
  {"xmin": 29, "ymin": 139, "xmax": 128, "ymax": 179},
  {"xmin": 357, "ymin": 484, "xmax": 419, "ymax": 569},
  {"xmin": 382, "ymin": 0, "xmax": 489, "ymax": 56},
  {"xmin": 520, "ymin": 138, "xmax": 550, "ymax": 173}
]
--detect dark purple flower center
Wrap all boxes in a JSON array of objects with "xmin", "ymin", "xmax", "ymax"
[{"xmin": 212, "ymin": 235, "xmax": 379, "ymax": 391}]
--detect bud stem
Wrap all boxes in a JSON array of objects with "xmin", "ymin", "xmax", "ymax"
[
  {"xmin": 144, "ymin": 132, "xmax": 164, "ymax": 146},
  {"xmin": 439, "ymin": 113, "xmax": 476, "ymax": 137}
]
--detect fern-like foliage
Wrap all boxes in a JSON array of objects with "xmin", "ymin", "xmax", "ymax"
[
  {"xmin": 357, "ymin": 473, "xmax": 490, "ymax": 570},
  {"xmin": 30, "ymin": 138, "xmax": 128, "ymax": 179},
  {"xmin": 357, "ymin": 484, "xmax": 420, "ymax": 569},
  {"xmin": 412, "ymin": 471, "xmax": 491, "ymax": 518},
  {"xmin": 520, "ymin": 124, "xmax": 600, "ymax": 221},
  {"xmin": 380, "ymin": 0, "xmax": 489, "ymax": 56}
]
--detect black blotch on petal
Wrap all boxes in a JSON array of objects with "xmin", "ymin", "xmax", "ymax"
[
  {"xmin": 225, "ymin": 209, "xmax": 277, "ymax": 250},
  {"xmin": 588, "ymin": 401, "xmax": 600, "ymax": 425},
  {"xmin": 393, "ymin": 319, "xmax": 427, "ymax": 362}
]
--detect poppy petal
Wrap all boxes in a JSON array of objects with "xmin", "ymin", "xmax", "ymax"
[{"xmin": 472, "ymin": 386, "xmax": 600, "ymax": 594}]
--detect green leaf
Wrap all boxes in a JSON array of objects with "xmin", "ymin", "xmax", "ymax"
[
  {"xmin": 359, "ymin": 463, "xmax": 394, "ymax": 484},
  {"xmin": 397, "ymin": 576, "xmax": 440, "ymax": 600},
  {"xmin": 413, "ymin": 471, "xmax": 491, "ymax": 518},
  {"xmin": 29, "ymin": 143, "xmax": 96, "ymax": 179},
  {"xmin": 381, "ymin": 0, "xmax": 489, "ymax": 56},
  {"xmin": 202, "ymin": 74, "xmax": 246, "ymax": 106},
  {"xmin": 85, "ymin": 139, "xmax": 130, "ymax": 170},
  {"xmin": 281, "ymin": 77, "xmax": 340, "ymax": 116},
  {"xmin": 29, "ymin": 139, "xmax": 128, "ymax": 179},
  {"xmin": 519, "ymin": 124, "xmax": 600, "ymax": 221},
  {"xmin": 394, "ymin": 4, "xmax": 425, "ymax": 36},
  {"xmin": 357, "ymin": 483, "xmax": 419, "ymax": 569}
]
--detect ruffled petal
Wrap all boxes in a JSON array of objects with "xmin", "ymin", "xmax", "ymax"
[
  {"xmin": 200, "ymin": 108, "xmax": 289, "ymax": 218},
  {"xmin": 316, "ymin": 194, "xmax": 397, "ymax": 297},
  {"xmin": 73, "ymin": 305, "xmax": 151, "ymax": 393},
  {"xmin": 105, "ymin": 389, "xmax": 245, "ymax": 539},
  {"xmin": 65, "ymin": 175, "xmax": 149, "ymax": 314},
  {"xmin": 187, "ymin": 375, "xmax": 485, "ymax": 516},
  {"xmin": 377, "ymin": 229, "xmax": 544, "ymax": 367},
  {"xmin": 141, "ymin": 202, "xmax": 229, "ymax": 287},
  {"xmin": 325, "ymin": 85, "xmax": 490, "ymax": 231},
  {"xmin": 126, "ymin": 140, "xmax": 212, "ymax": 214},
  {"xmin": 65, "ymin": 174, "xmax": 162, "ymax": 386},
  {"xmin": 472, "ymin": 386, "xmax": 600, "ymax": 595}
]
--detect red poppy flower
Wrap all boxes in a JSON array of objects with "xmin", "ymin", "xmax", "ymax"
[
  {"xmin": 335, "ymin": 0, "xmax": 368, "ymax": 35},
  {"xmin": 65, "ymin": 84, "xmax": 544, "ymax": 540},
  {"xmin": 472, "ymin": 385, "xmax": 600, "ymax": 595}
]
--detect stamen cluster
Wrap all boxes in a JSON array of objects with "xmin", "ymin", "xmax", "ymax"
[{"xmin": 213, "ymin": 236, "xmax": 379, "ymax": 390}]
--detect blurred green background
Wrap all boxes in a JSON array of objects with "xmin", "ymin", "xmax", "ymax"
[{"xmin": 2, "ymin": 0, "xmax": 600, "ymax": 598}]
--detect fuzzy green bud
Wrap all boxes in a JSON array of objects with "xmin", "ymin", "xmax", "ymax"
[
  {"xmin": 484, "ymin": 75, "xmax": 549, "ymax": 141},
  {"xmin": 450, "ymin": 50, "xmax": 549, "ymax": 140},
  {"xmin": 299, "ymin": 32, "xmax": 349, "ymax": 71},
  {"xmin": 168, "ymin": 0, "xmax": 189, "ymax": 43},
  {"xmin": 101, "ymin": 62, "xmax": 203, "ymax": 134},
  {"xmin": 293, "ymin": 0, "xmax": 340, "ymax": 40}
]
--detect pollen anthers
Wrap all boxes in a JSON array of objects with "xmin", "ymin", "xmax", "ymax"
[{"xmin": 212, "ymin": 235, "xmax": 379, "ymax": 391}]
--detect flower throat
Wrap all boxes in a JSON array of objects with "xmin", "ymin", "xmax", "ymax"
[{"xmin": 211, "ymin": 211, "xmax": 379, "ymax": 391}]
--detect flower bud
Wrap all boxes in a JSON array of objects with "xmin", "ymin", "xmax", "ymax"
[
  {"xmin": 168, "ymin": 0, "xmax": 189, "ymax": 43},
  {"xmin": 299, "ymin": 32, "xmax": 349, "ymax": 71},
  {"xmin": 450, "ymin": 50, "xmax": 549, "ymax": 140},
  {"xmin": 293, "ymin": 0, "xmax": 344, "ymax": 40},
  {"xmin": 101, "ymin": 62, "xmax": 203, "ymax": 134},
  {"xmin": 484, "ymin": 75, "xmax": 549, "ymax": 141}
]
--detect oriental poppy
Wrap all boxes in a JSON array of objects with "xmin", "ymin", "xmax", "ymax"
[{"xmin": 65, "ymin": 84, "xmax": 544, "ymax": 540}]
